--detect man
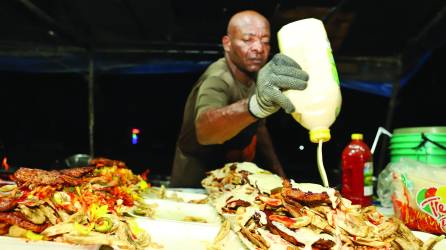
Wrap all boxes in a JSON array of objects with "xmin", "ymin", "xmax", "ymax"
[{"xmin": 170, "ymin": 10, "xmax": 309, "ymax": 187}]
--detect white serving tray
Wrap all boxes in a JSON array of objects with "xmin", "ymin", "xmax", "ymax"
[
  {"xmin": 136, "ymin": 217, "xmax": 246, "ymax": 250},
  {"xmin": 166, "ymin": 189, "xmax": 208, "ymax": 202},
  {"xmin": 143, "ymin": 188, "xmax": 208, "ymax": 203},
  {"xmin": 0, "ymin": 236, "xmax": 100, "ymax": 250},
  {"xmin": 143, "ymin": 198, "xmax": 222, "ymax": 224},
  {"xmin": 0, "ymin": 224, "xmax": 440, "ymax": 250}
]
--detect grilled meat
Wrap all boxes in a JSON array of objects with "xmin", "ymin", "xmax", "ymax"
[
  {"xmin": 58, "ymin": 166, "xmax": 94, "ymax": 178},
  {"xmin": 0, "ymin": 223, "xmax": 8, "ymax": 235},
  {"xmin": 266, "ymin": 221, "xmax": 301, "ymax": 246},
  {"xmin": 0, "ymin": 212, "xmax": 48, "ymax": 233},
  {"xmin": 283, "ymin": 187, "xmax": 332, "ymax": 204},
  {"xmin": 11, "ymin": 167, "xmax": 86, "ymax": 187},
  {"xmin": 0, "ymin": 197, "xmax": 18, "ymax": 212},
  {"xmin": 12, "ymin": 168, "xmax": 63, "ymax": 186},
  {"xmin": 89, "ymin": 157, "xmax": 126, "ymax": 168},
  {"xmin": 312, "ymin": 238, "xmax": 336, "ymax": 250}
]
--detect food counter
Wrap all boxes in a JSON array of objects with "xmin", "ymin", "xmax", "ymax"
[{"xmin": 0, "ymin": 159, "xmax": 445, "ymax": 249}]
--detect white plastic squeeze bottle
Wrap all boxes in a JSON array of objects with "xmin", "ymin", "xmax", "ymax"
[{"xmin": 277, "ymin": 18, "xmax": 342, "ymax": 187}]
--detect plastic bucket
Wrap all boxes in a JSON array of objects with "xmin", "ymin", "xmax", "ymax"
[{"xmin": 390, "ymin": 127, "xmax": 446, "ymax": 166}]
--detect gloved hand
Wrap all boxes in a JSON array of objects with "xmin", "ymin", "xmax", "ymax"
[{"xmin": 248, "ymin": 53, "xmax": 309, "ymax": 118}]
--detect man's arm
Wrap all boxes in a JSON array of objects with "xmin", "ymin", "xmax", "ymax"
[
  {"xmin": 256, "ymin": 123, "xmax": 287, "ymax": 178},
  {"xmin": 195, "ymin": 98, "xmax": 257, "ymax": 145},
  {"xmin": 196, "ymin": 53, "xmax": 308, "ymax": 148}
]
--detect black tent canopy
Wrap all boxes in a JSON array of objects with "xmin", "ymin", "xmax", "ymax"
[
  {"xmin": 1, "ymin": 0, "xmax": 444, "ymax": 74},
  {"xmin": 1, "ymin": 0, "xmax": 445, "ymax": 173}
]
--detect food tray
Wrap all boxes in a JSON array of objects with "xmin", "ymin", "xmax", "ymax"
[
  {"xmin": 0, "ymin": 236, "xmax": 101, "ymax": 250},
  {"xmin": 136, "ymin": 217, "xmax": 245, "ymax": 250},
  {"xmin": 143, "ymin": 198, "xmax": 222, "ymax": 224},
  {"xmin": 143, "ymin": 188, "xmax": 208, "ymax": 203}
]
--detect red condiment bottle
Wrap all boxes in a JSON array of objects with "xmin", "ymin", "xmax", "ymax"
[{"xmin": 341, "ymin": 133, "xmax": 373, "ymax": 206}]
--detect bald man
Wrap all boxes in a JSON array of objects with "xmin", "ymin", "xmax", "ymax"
[{"xmin": 170, "ymin": 10, "xmax": 309, "ymax": 187}]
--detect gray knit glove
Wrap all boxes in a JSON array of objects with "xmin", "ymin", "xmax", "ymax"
[{"xmin": 248, "ymin": 53, "xmax": 309, "ymax": 118}]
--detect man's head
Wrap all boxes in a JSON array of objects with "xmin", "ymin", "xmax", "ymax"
[{"xmin": 223, "ymin": 10, "xmax": 271, "ymax": 76}]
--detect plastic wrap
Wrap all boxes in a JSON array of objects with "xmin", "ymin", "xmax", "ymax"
[{"xmin": 378, "ymin": 158, "xmax": 446, "ymax": 234}]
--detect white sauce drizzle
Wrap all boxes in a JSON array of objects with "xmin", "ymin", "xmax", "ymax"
[
  {"xmin": 317, "ymin": 140, "xmax": 329, "ymax": 187},
  {"xmin": 247, "ymin": 173, "xmax": 283, "ymax": 194},
  {"xmin": 272, "ymin": 221, "xmax": 334, "ymax": 250}
]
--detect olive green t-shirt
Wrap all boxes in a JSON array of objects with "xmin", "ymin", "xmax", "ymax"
[{"xmin": 171, "ymin": 58, "xmax": 263, "ymax": 187}]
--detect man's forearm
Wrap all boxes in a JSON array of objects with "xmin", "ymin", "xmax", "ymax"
[
  {"xmin": 195, "ymin": 99, "xmax": 257, "ymax": 145},
  {"xmin": 257, "ymin": 124, "xmax": 286, "ymax": 177}
]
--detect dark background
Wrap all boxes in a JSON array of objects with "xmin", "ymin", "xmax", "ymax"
[
  {"xmin": 0, "ymin": 0, "xmax": 445, "ymax": 187},
  {"xmin": 1, "ymin": 47, "xmax": 445, "ymax": 186}
]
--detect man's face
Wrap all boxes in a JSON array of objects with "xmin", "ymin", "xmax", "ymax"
[{"xmin": 226, "ymin": 20, "xmax": 271, "ymax": 73}]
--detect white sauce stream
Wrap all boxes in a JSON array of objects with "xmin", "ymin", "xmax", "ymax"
[{"xmin": 317, "ymin": 140, "xmax": 329, "ymax": 187}]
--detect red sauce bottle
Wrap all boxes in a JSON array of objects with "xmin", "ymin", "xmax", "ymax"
[{"xmin": 341, "ymin": 133, "xmax": 373, "ymax": 206}]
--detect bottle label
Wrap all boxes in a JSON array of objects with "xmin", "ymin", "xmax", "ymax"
[
  {"xmin": 327, "ymin": 47, "xmax": 340, "ymax": 85},
  {"xmin": 364, "ymin": 161, "xmax": 374, "ymax": 196}
]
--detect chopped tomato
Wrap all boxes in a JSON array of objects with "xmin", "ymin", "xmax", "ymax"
[{"xmin": 16, "ymin": 190, "xmax": 30, "ymax": 202}]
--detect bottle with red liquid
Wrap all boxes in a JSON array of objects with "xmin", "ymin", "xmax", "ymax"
[{"xmin": 341, "ymin": 133, "xmax": 373, "ymax": 206}]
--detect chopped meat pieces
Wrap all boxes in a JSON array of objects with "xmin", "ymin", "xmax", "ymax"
[
  {"xmin": 11, "ymin": 167, "xmax": 87, "ymax": 187},
  {"xmin": 0, "ymin": 212, "xmax": 48, "ymax": 233},
  {"xmin": 0, "ymin": 197, "xmax": 18, "ymax": 212},
  {"xmin": 58, "ymin": 166, "xmax": 94, "ymax": 178}
]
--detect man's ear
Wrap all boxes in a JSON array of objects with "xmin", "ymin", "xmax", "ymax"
[{"xmin": 222, "ymin": 35, "xmax": 231, "ymax": 52}]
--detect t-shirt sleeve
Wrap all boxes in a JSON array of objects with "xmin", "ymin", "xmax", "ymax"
[{"xmin": 195, "ymin": 76, "xmax": 230, "ymax": 119}]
